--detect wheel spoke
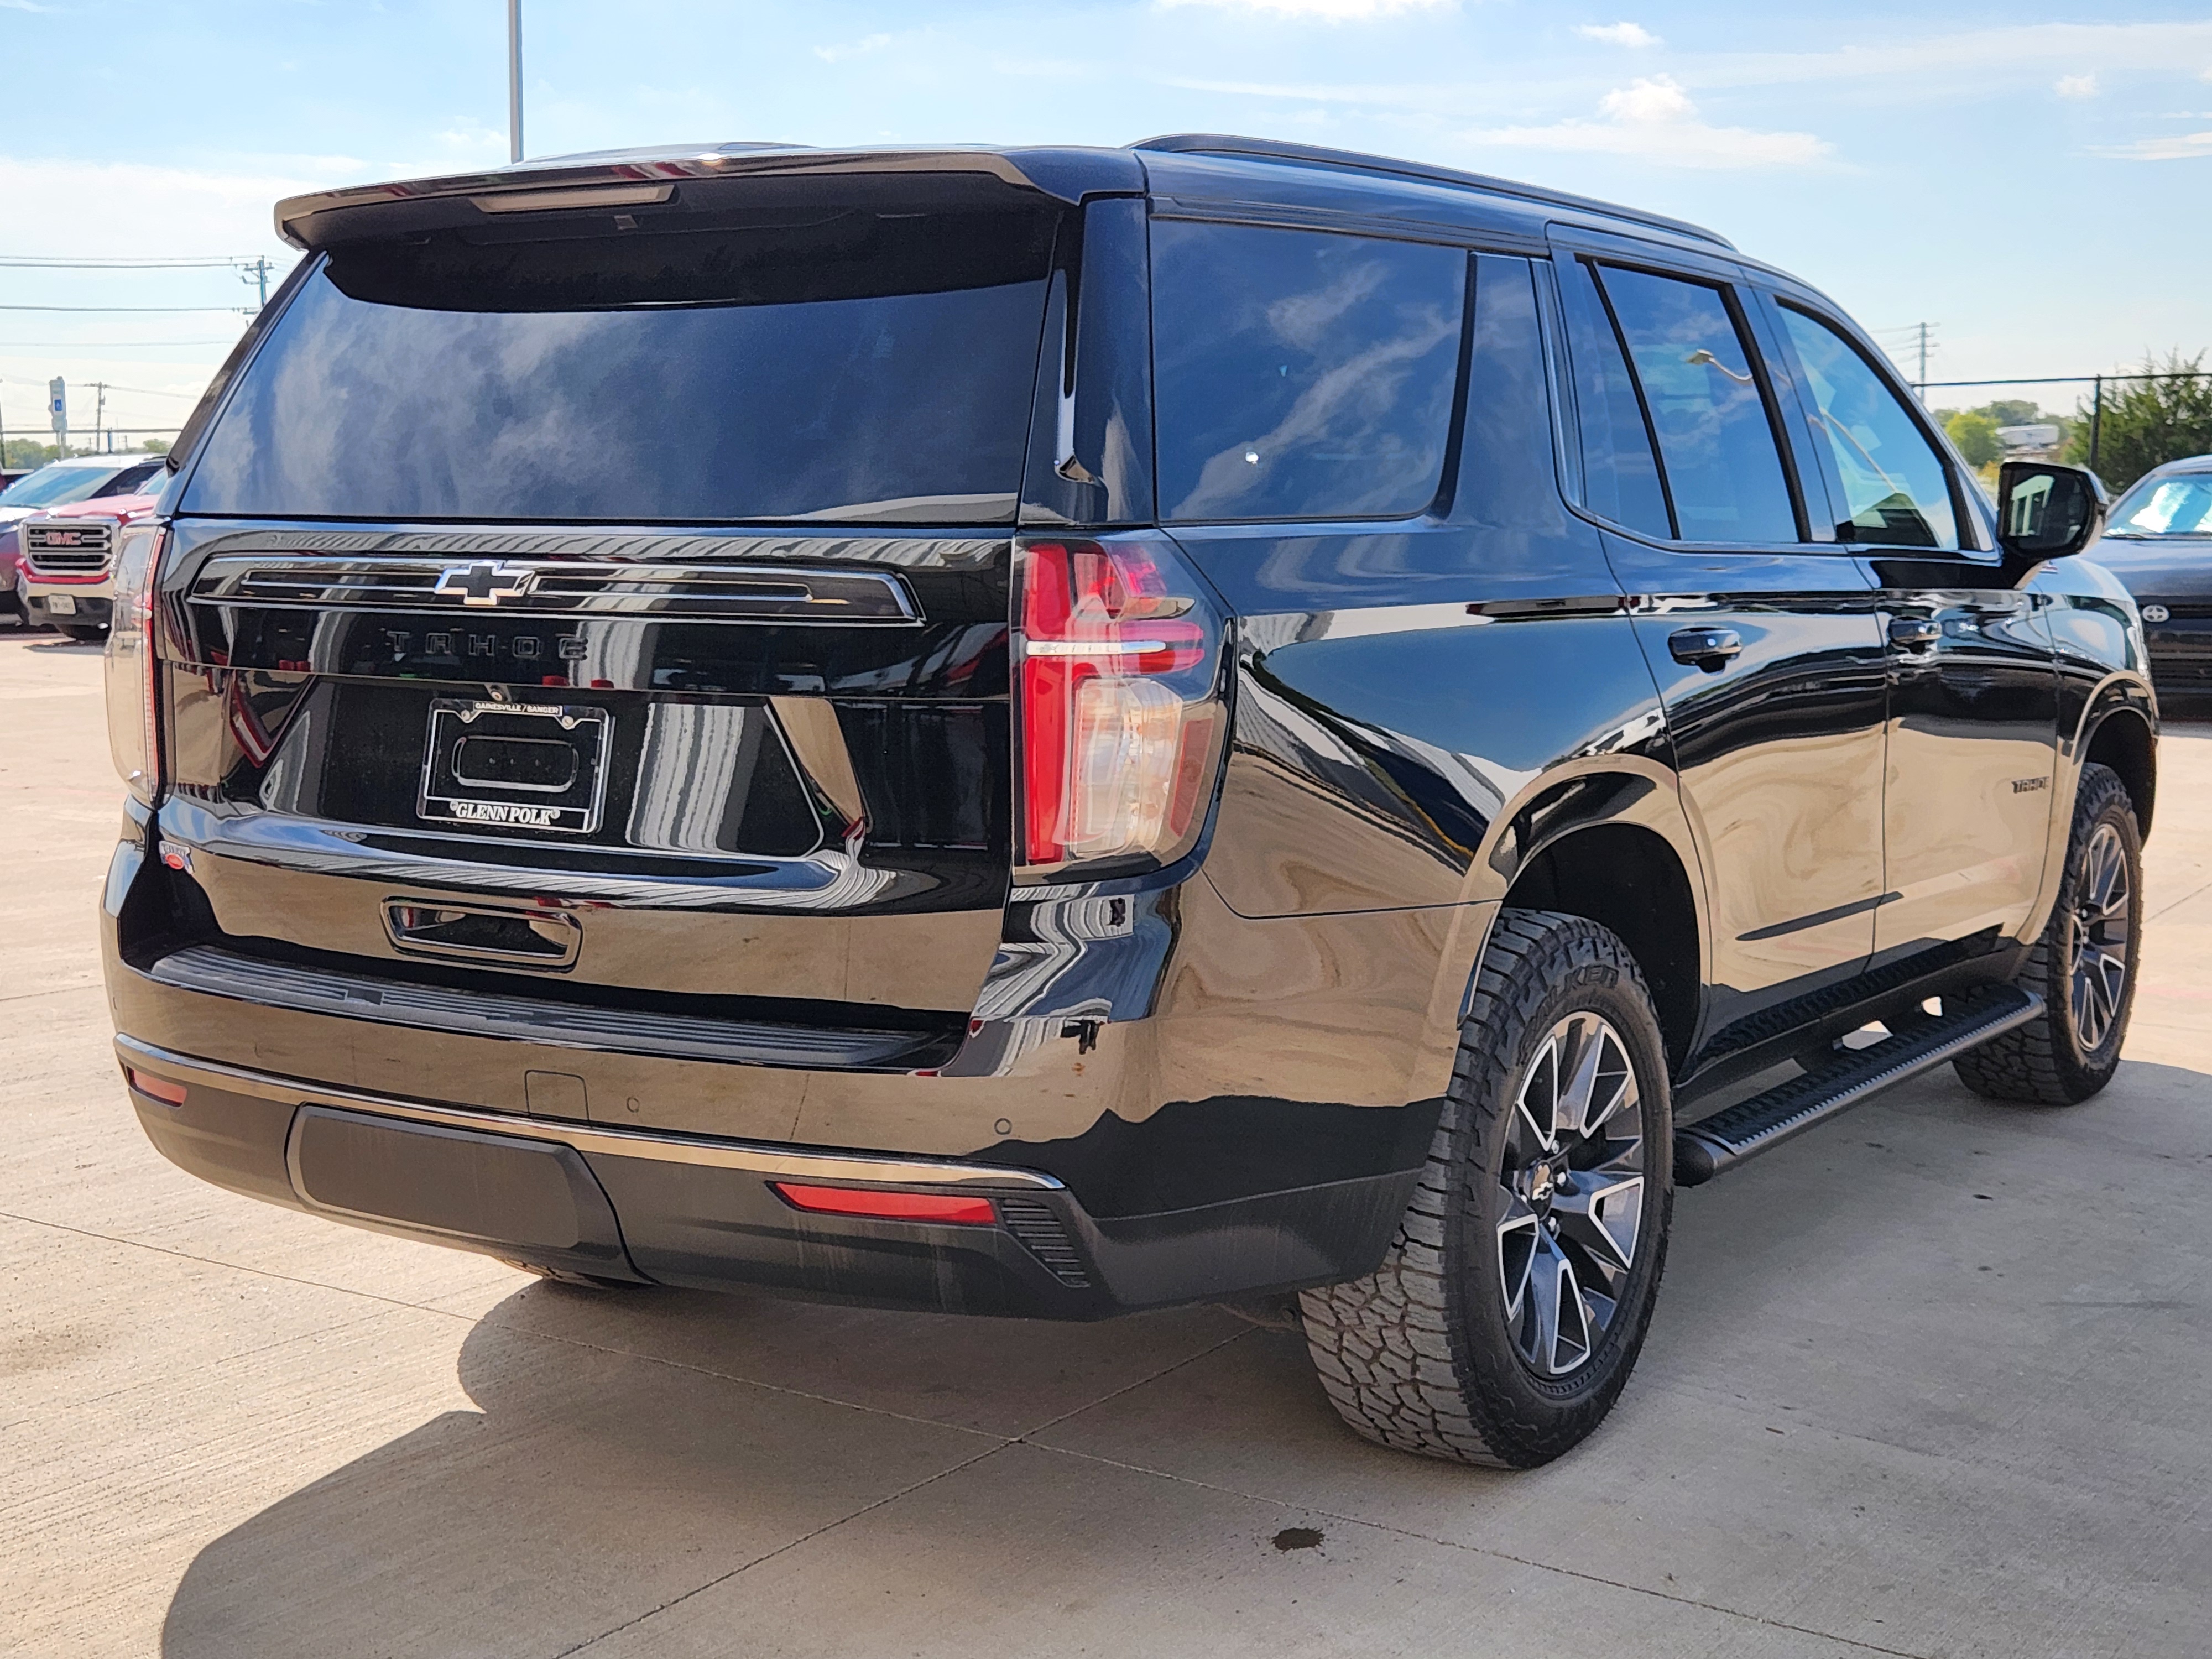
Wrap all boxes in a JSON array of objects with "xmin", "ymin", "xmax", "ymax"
[
  {"xmin": 1552, "ymin": 1174, "xmax": 1644, "ymax": 1274},
  {"xmin": 1525, "ymin": 1235, "xmax": 1592, "ymax": 1375},
  {"xmin": 1561, "ymin": 1024, "xmax": 1632, "ymax": 1139},
  {"xmin": 1497, "ymin": 1192, "xmax": 1539, "ymax": 1321},
  {"xmin": 1515, "ymin": 1035, "xmax": 1562, "ymax": 1153}
]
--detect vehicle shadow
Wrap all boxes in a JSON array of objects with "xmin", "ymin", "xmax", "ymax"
[{"xmin": 156, "ymin": 1057, "xmax": 2212, "ymax": 1659}]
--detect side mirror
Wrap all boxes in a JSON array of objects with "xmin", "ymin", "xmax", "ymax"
[{"xmin": 1996, "ymin": 461, "xmax": 2107, "ymax": 565}]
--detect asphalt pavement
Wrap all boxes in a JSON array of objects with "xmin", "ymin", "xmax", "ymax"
[{"xmin": 2, "ymin": 626, "xmax": 2208, "ymax": 1657}]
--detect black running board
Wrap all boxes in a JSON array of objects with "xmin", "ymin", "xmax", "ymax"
[{"xmin": 1673, "ymin": 984, "xmax": 2042, "ymax": 1186}]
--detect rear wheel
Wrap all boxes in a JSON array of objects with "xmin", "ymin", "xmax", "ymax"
[
  {"xmin": 1954, "ymin": 762, "xmax": 2141, "ymax": 1105},
  {"xmin": 1300, "ymin": 910, "xmax": 1672, "ymax": 1467}
]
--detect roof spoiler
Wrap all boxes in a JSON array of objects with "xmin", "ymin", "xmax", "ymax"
[
  {"xmin": 1131, "ymin": 134, "xmax": 1735, "ymax": 252},
  {"xmin": 273, "ymin": 144, "xmax": 1131, "ymax": 251}
]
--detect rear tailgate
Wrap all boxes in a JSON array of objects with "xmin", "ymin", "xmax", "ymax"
[{"xmin": 144, "ymin": 175, "xmax": 1063, "ymax": 1043}]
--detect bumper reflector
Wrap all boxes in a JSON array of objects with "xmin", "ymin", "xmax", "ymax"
[
  {"xmin": 126, "ymin": 1068, "xmax": 187, "ymax": 1107},
  {"xmin": 770, "ymin": 1183, "xmax": 996, "ymax": 1225}
]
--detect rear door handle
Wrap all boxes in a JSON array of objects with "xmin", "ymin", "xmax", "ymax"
[
  {"xmin": 1888, "ymin": 616, "xmax": 1942, "ymax": 648},
  {"xmin": 1668, "ymin": 626, "xmax": 1743, "ymax": 671}
]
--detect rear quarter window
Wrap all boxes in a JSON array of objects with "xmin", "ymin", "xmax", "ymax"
[{"xmin": 1151, "ymin": 222, "xmax": 1467, "ymax": 523}]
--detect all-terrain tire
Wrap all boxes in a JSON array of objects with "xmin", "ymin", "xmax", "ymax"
[
  {"xmin": 1300, "ymin": 909, "xmax": 1673, "ymax": 1468},
  {"xmin": 1953, "ymin": 762, "xmax": 2142, "ymax": 1105}
]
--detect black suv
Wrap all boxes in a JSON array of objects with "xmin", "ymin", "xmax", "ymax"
[{"xmin": 103, "ymin": 137, "xmax": 2156, "ymax": 1467}]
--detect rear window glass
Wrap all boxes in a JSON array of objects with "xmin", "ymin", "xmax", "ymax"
[
  {"xmin": 180, "ymin": 207, "xmax": 1060, "ymax": 524},
  {"xmin": 1152, "ymin": 222, "xmax": 1467, "ymax": 522},
  {"xmin": 1597, "ymin": 266, "xmax": 1798, "ymax": 545}
]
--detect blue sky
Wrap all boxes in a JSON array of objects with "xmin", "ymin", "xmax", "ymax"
[{"xmin": 4, "ymin": 0, "xmax": 2211, "ymax": 445}]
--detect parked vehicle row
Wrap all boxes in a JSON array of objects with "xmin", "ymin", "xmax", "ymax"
[
  {"xmin": 103, "ymin": 137, "xmax": 2154, "ymax": 1468},
  {"xmin": 1, "ymin": 453, "xmax": 166, "ymax": 636}
]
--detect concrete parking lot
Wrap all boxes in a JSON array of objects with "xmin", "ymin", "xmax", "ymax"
[{"xmin": 2, "ymin": 627, "xmax": 2207, "ymax": 1658}]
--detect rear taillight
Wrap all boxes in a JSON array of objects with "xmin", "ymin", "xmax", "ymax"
[
  {"xmin": 105, "ymin": 523, "xmax": 165, "ymax": 805},
  {"xmin": 1015, "ymin": 536, "xmax": 1227, "ymax": 875}
]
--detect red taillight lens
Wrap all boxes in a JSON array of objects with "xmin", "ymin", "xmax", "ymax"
[
  {"xmin": 105, "ymin": 523, "xmax": 166, "ymax": 805},
  {"xmin": 1017, "ymin": 538, "xmax": 1225, "ymax": 873},
  {"xmin": 770, "ymin": 1183, "xmax": 997, "ymax": 1225},
  {"xmin": 125, "ymin": 1068, "xmax": 187, "ymax": 1107}
]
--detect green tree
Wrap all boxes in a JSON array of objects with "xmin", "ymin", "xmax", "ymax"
[
  {"xmin": 1944, "ymin": 409, "xmax": 2001, "ymax": 467},
  {"xmin": 2, "ymin": 438, "xmax": 61, "ymax": 470},
  {"xmin": 2066, "ymin": 352, "xmax": 2212, "ymax": 489}
]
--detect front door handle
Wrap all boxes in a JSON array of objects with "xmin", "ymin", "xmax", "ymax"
[
  {"xmin": 1668, "ymin": 626, "xmax": 1743, "ymax": 671},
  {"xmin": 1888, "ymin": 616, "xmax": 1942, "ymax": 649}
]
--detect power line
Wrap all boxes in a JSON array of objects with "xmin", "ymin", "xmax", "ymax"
[
  {"xmin": 0, "ymin": 256, "xmax": 264, "ymax": 270},
  {"xmin": 0, "ymin": 339, "xmax": 237, "ymax": 348},
  {"xmin": 0, "ymin": 304, "xmax": 253, "ymax": 314},
  {"xmin": 88, "ymin": 382, "xmax": 202, "ymax": 399}
]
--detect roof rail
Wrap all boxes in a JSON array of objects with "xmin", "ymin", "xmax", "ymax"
[{"xmin": 1129, "ymin": 134, "xmax": 1735, "ymax": 252}]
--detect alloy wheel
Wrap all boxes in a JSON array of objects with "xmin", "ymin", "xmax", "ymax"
[
  {"xmin": 1496, "ymin": 1012, "xmax": 1646, "ymax": 1377},
  {"xmin": 2068, "ymin": 821, "xmax": 2132, "ymax": 1053}
]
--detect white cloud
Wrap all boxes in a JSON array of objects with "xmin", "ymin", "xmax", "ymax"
[
  {"xmin": 0, "ymin": 1, "xmax": 58, "ymax": 12},
  {"xmin": 2095, "ymin": 130, "xmax": 2212, "ymax": 160},
  {"xmin": 0, "ymin": 156, "xmax": 310, "ymax": 258},
  {"xmin": 1160, "ymin": 0, "xmax": 1452, "ymax": 19},
  {"xmin": 1694, "ymin": 22, "xmax": 2212, "ymax": 90},
  {"xmin": 815, "ymin": 33, "xmax": 893, "ymax": 63},
  {"xmin": 1468, "ymin": 74, "xmax": 1831, "ymax": 169},
  {"xmin": 1576, "ymin": 23, "xmax": 1661, "ymax": 49},
  {"xmin": 2056, "ymin": 74, "xmax": 2098, "ymax": 100}
]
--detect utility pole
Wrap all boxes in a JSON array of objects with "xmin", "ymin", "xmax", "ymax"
[
  {"xmin": 1916, "ymin": 323, "xmax": 1930, "ymax": 393},
  {"xmin": 239, "ymin": 256, "xmax": 273, "ymax": 309},
  {"xmin": 508, "ymin": 0, "xmax": 525, "ymax": 163},
  {"xmin": 2089, "ymin": 375, "xmax": 2104, "ymax": 472},
  {"xmin": 93, "ymin": 382, "xmax": 106, "ymax": 453}
]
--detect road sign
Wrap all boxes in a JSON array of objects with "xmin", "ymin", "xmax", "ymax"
[{"xmin": 48, "ymin": 378, "xmax": 65, "ymax": 442}]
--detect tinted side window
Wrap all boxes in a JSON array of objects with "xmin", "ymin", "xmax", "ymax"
[
  {"xmin": 1152, "ymin": 222, "xmax": 1466, "ymax": 522},
  {"xmin": 1598, "ymin": 267, "xmax": 1798, "ymax": 545},
  {"xmin": 1779, "ymin": 306, "xmax": 1959, "ymax": 550},
  {"xmin": 1555, "ymin": 257, "xmax": 1671, "ymax": 539}
]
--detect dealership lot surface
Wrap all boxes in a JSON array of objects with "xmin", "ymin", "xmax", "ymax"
[{"xmin": 2, "ymin": 628, "xmax": 2208, "ymax": 1658}]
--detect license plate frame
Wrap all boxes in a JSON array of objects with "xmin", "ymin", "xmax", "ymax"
[
  {"xmin": 418, "ymin": 698, "xmax": 611, "ymax": 835},
  {"xmin": 46, "ymin": 594, "xmax": 76, "ymax": 616}
]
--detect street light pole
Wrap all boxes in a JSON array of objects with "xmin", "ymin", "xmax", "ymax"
[{"xmin": 508, "ymin": 0, "xmax": 524, "ymax": 164}]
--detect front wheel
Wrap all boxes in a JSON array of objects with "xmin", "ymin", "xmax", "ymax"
[
  {"xmin": 1954, "ymin": 761, "xmax": 2142, "ymax": 1105},
  {"xmin": 56, "ymin": 624, "xmax": 108, "ymax": 643},
  {"xmin": 1300, "ymin": 909, "xmax": 1673, "ymax": 1468}
]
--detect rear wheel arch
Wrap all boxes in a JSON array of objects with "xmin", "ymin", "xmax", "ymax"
[{"xmin": 1498, "ymin": 821, "xmax": 1701, "ymax": 1074}]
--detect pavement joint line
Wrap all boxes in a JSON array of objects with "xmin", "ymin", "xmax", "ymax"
[
  {"xmin": 0, "ymin": 1197, "xmax": 1257, "ymax": 1451},
  {"xmin": 547, "ymin": 1324, "xmax": 1258, "ymax": 1654},
  {"xmin": 0, "ymin": 983, "xmax": 105, "ymax": 1005},
  {"xmin": 1021, "ymin": 1439, "xmax": 1936, "ymax": 1659},
  {"xmin": 551, "ymin": 1441, "xmax": 1014, "ymax": 1658},
  {"xmin": 2147, "ymin": 876, "xmax": 2212, "ymax": 921},
  {"xmin": 0, "ymin": 1207, "xmax": 484, "ymax": 1319}
]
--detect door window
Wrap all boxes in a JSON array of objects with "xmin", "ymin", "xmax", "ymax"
[
  {"xmin": 1779, "ymin": 306, "xmax": 1959, "ymax": 550},
  {"xmin": 1597, "ymin": 267, "xmax": 1799, "ymax": 545},
  {"xmin": 1151, "ymin": 222, "xmax": 1467, "ymax": 522},
  {"xmin": 1554, "ymin": 257, "xmax": 1672, "ymax": 539}
]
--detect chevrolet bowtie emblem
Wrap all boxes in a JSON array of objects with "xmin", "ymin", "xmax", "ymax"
[{"xmin": 435, "ymin": 561, "xmax": 537, "ymax": 607}]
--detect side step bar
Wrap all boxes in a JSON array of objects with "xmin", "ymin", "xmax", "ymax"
[{"xmin": 1674, "ymin": 984, "xmax": 2042, "ymax": 1187}]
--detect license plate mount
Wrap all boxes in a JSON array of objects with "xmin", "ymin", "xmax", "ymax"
[
  {"xmin": 46, "ymin": 594, "xmax": 76, "ymax": 616},
  {"xmin": 419, "ymin": 698, "xmax": 611, "ymax": 835}
]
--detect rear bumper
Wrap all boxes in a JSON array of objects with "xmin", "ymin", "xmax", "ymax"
[{"xmin": 117, "ymin": 1036, "xmax": 1418, "ymax": 1318}]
